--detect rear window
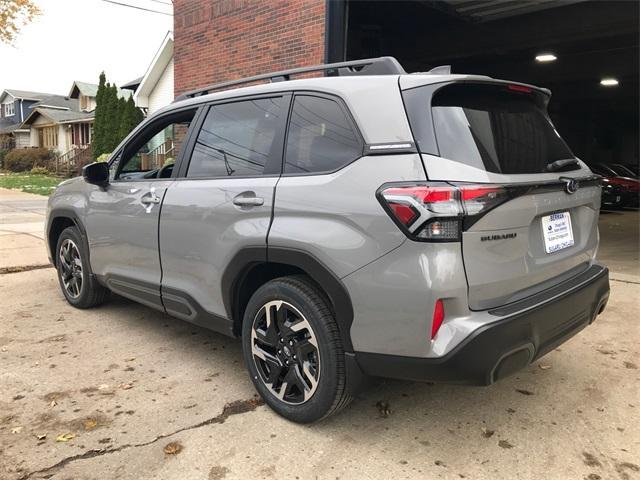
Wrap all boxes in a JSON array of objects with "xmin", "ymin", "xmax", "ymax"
[{"xmin": 429, "ymin": 83, "xmax": 575, "ymax": 174}]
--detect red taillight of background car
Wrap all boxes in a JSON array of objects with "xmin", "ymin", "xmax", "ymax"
[
  {"xmin": 378, "ymin": 182, "xmax": 508, "ymax": 241},
  {"xmin": 606, "ymin": 177, "xmax": 640, "ymax": 191}
]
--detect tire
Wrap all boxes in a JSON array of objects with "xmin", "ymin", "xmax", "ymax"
[
  {"xmin": 242, "ymin": 275, "xmax": 353, "ymax": 423},
  {"xmin": 55, "ymin": 226, "xmax": 109, "ymax": 309}
]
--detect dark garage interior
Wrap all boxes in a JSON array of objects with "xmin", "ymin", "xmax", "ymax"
[{"xmin": 328, "ymin": 0, "xmax": 639, "ymax": 169}]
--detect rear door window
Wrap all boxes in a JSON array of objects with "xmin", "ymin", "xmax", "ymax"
[{"xmin": 429, "ymin": 83, "xmax": 575, "ymax": 174}]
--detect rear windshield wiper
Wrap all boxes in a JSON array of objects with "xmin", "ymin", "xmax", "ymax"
[{"xmin": 546, "ymin": 158, "xmax": 579, "ymax": 172}]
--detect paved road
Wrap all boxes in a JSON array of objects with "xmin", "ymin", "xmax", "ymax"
[{"xmin": 1, "ymin": 188, "xmax": 639, "ymax": 480}]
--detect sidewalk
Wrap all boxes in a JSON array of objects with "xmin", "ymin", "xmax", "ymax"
[{"xmin": 0, "ymin": 188, "xmax": 49, "ymax": 269}]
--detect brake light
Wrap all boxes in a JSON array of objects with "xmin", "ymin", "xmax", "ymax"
[
  {"xmin": 378, "ymin": 182, "xmax": 508, "ymax": 241},
  {"xmin": 507, "ymin": 84, "xmax": 532, "ymax": 93},
  {"xmin": 431, "ymin": 299, "xmax": 444, "ymax": 339}
]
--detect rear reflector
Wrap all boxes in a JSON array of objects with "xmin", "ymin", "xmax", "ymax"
[{"xmin": 431, "ymin": 299, "xmax": 444, "ymax": 339}]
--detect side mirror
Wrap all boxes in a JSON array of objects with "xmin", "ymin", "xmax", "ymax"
[{"xmin": 82, "ymin": 162, "xmax": 110, "ymax": 187}]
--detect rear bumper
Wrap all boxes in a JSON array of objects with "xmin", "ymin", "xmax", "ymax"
[{"xmin": 355, "ymin": 264, "xmax": 609, "ymax": 385}]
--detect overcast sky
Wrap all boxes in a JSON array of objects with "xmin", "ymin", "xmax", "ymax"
[{"xmin": 0, "ymin": 0, "xmax": 173, "ymax": 95}]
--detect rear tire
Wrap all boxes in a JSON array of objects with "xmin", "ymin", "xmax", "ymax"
[
  {"xmin": 55, "ymin": 226, "xmax": 109, "ymax": 309},
  {"xmin": 242, "ymin": 275, "xmax": 353, "ymax": 423}
]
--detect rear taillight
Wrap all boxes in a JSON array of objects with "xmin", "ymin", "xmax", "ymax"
[{"xmin": 378, "ymin": 182, "xmax": 508, "ymax": 242}]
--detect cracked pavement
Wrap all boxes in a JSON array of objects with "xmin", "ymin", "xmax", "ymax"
[{"xmin": 0, "ymin": 188, "xmax": 639, "ymax": 479}]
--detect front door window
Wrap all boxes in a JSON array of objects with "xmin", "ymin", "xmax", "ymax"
[{"xmin": 114, "ymin": 109, "xmax": 196, "ymax": 181}]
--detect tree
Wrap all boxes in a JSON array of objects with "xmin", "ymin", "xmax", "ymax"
[
  {"xmin": 0, "ymin": 0, "xmax": 41, "ymax": 44},
  {"xmin": 104, "ymin": 83, "xmax": 119, "ymax": 152},
  {"xmin": 118, "ymin": 96, "xmax": 143, "ymax": 143},
  {"xmin": 92, "ymin": 72, "xmax": 107, "ymax": 159},
  {"xmin": 92, "ymin": 74, "xmax": 145, "ymax": 159},
  {"xmin": 116, "ymin": 96, "xmax": 127, "ymax": 146}
]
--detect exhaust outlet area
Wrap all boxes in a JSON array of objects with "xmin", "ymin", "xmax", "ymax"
[{"xmin": 490, "ymin": 345, "xmax": 535, "ymax": 383}]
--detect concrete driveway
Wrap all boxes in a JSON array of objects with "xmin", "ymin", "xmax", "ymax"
[
  {"xmin": 1, "ymin": 188, "xmax": 639, "ymax": 480},
  {"xmin": 0, "ymin": 188, "xmax": 48, "ymax": 270}
]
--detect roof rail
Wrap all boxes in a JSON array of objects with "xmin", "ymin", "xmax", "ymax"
[{"xmin": 174, "ymin": 56, "xmax": 406, "ymax": 102}]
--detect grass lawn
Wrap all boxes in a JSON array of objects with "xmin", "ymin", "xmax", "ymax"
[{"xmin": 0, "ymin": 172, "xmax": 62, "ymax": 196}]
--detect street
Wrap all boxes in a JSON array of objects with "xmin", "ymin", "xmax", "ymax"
[{"xmin": 1, "ymin": 188, "xmax": 638, "ymax": 480}]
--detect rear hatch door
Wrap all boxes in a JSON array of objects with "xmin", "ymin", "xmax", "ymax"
[{"xmin": 401, "ymin": 79, "xmax": 601, "ymax": 310}]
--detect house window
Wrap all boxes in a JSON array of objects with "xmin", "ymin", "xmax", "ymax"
[
  {"xmin": 80, "ymin": 95, "xmax": 88, "ymax": 111},
  {"xmin": 3, "ymin": 102, "xmax": 15, "ymax": 117},
  {"xmin": 39, "ymin": 126, "xmax": 58, "ymax": 149},
  {"xmin": 71, "ymin": 123, "xmax": 91, "ymax": 145}
]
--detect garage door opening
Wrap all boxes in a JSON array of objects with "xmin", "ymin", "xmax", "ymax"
[{"xmin": 327, "ymin": 0, "xmax": 639, "ymax": 169}]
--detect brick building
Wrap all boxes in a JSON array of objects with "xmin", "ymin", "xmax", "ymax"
[
  {"xmin": 174, "ymin": 0, "xmax": 326, "ymax": 98},
  {"xmin": 173, "ymin": 0, "xmax": 638, "ymax": 166}
]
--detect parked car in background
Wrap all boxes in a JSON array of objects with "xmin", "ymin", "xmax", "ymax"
[
  {"xmin": 619, "ymin": 163, "xmax": 639, "ymax": 177},
  {"xmin": 600, "ymin": 178, "xmax": 624, "ymax": 209},
  {"xmin": 609, "ymin": 163, "xmax": 639, "ymax": 179},
  {"xmin": 587, "ymin": 162, "xmax": 640, "ymax": 208}
]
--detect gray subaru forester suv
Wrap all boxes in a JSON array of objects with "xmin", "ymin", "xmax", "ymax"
[{"xmin": 46, "ymin": 57, "xmax": 610, "ymax": 423}]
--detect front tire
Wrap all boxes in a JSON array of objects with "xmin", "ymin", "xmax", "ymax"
[
  {"xmin": 242, "ymin": 276, "xmax": 353, "ymax": 423},
  {"xmin": 55, "ymin": 226, "xmax": 109, "ymax": 309}
]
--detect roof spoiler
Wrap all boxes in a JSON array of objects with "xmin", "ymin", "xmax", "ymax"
[{"xmin": 174, "ymin": 56, "xmax": 406, "ymax": 102}]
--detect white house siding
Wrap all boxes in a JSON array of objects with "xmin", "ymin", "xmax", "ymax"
[
  {"xmin": 58, "ymin": 124, "xmax": 69, "ymax": 154},
  {"xmin": 30, "ymin": 126, "xmax": 39, "ymax": 146},
  {"xmin": 148, "ymin": 58, "xmax": 174, "ymax": 114},
  {"xmin": 29, "ymin": 116, "xmax": 69, "ymax": 152}
]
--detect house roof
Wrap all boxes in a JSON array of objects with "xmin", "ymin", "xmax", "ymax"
[
  {"xmin": 121, "ymin": 76, "xmax": 144, "ymax": 91},
  {"xmin": 135, "ymin": 31, "xmax": 174, "ymax": 109},
  {"xmin": 33, "ymin": 95, "xmax": 78, "ymax": 110},
  {"xmin": 69, "ymin": 81, "xmax": 132, "ymax": 99},
  {"xmin": 21, "ymin": 107, "xmax": 94, "ymax": 126},
  {"xmin": 0, "ymin": 89, "xmax": 55, "ymax": 103}
]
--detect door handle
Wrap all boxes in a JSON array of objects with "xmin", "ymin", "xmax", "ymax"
[{"xmin": 233, "ymin": 195, "xmax": 264, "ymax": 207}]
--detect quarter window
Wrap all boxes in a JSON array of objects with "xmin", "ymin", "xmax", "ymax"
[
  {"xmin": 187, "ymin": 97, "xmax": 286, "ymax": 178},
  {"xmin": 284, "ymin": 95, "xmax": 362, "ymax": 174}
]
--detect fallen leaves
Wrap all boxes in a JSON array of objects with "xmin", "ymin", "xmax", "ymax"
[
  {"xmin": 55, "ymin": 432, "xmax": 76, "ymax": 442},
  {"xmin": 596, "ymin": 348, "xmax": 616, "ymax": 356},
  {"xmin": 44, "ymin": 391, "xmax": 67, "ymax": 403},
  {"xmin": 481, "ymin": 428, "xmax": 495, "ymax": 438},
  {"xmin": 498, "ymin": 440, "xmax": 514, "ymax": 449},
  {"xmin": 623, "ymin": 361, "xmax": 638, "ymax": 369},
  {"xmin": 11, "ymin": 426, "xmax": 23, "ymax": 434},
  {"xmin": 83, "ymin": 418, "xmax": 98, "ymax": 431},
  {"xmin": 35, "ymin": 433, "xmax": 47, "ymax": 441},
  {"xmin": 538, "ymin": 364, "xmax": 552, "ymax": 370},
  {"xmin": 119, "ymin": 383, "xmax": 133, "ymax": 390},
  {"xmin": 163, "ymin": 441, "xmax": 183, "ymax": 455},
  {"xmin": 376, "ymin": 400, "xmax": 392, "ymax": 417},
  {"xmin": 515, "ymin": 388, "xmax": 534, "ymax": 396}
]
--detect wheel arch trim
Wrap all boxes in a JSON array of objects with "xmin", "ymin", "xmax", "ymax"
[
  {"xmin": 47, "ymin": 208, "xmax": 88, "ymax": 267},
  {"xmin": 221, "ymin": 246, "xmax": 355, "ymax": 352}
]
